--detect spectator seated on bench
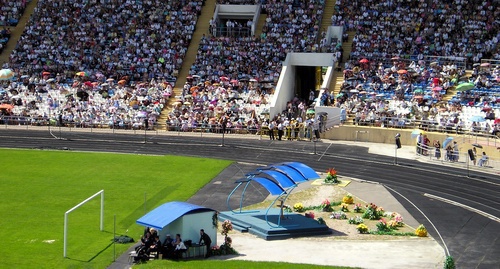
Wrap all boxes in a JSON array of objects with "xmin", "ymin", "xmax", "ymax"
[
  {"xmin": 478, "ymin": 152, "xmax": 489, "ymax": 167},
  {"xmin": 172, "ymin": 234, "xmax": 187, "ymax": 260}
]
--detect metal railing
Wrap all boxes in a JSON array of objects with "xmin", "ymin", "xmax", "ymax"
[
  {"xmin": 415, "ymin": 143, "xmax": 498, "ymax": 172},
  {"xmin": 349, "ymin": 54, "xmax": 467, "ymax": 70}
]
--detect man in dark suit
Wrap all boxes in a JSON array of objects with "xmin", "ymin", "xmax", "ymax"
[
  {"xmin": 162, "ymin": 234, "xmax": 174, "ymax": 259},
  {"xmin": 198, "ymin": 229, "xmax": 212, "ymax": 258}
]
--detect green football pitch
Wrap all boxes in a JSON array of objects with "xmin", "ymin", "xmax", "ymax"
[{"xmin": 0, "ymin": 148, "xmax": 231, "ymax": 268}]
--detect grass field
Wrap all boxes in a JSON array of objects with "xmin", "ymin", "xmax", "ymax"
[{"xmin": 0, "ymin": 149, "xmax": 232, "ymax": 269}]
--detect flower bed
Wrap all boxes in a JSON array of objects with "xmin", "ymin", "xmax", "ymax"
[{"xmin": 242, "ymin": 182, "xmax": 421, "ymax": 239}]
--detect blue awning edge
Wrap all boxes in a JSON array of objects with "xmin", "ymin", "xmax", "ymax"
[{"xmin": 136, "ymin": 201, "xmax": 215, "ymax": 230}]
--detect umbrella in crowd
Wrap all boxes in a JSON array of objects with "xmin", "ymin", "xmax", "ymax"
[
  {"xmin": 306, "ymin": 109, "xmax": 315, "ymax": 114},
  {"xmin": 414, "ymin": 88, "xmax": 424, "ymax": 94},
  {"xmin": 42, "ymin": 71, "xmax": 50, "ymax": 76},
  {"xmin": 0, "ymin": 69, "xmax": 14, "ymax": 80},
  {"xmin": 0, "ymin": 103, "xmax": 14, "ymax": 110},
  {"xmin": 469, "ymin": 115, "xmax": 486, "ymax": 122},
  {"xmin": 442, "ymin": 137, "xmax": 454, "ymax": 148},
  {"xmin": 118, "ymin": 79, "xmax": 127, "ymax": 85},
  {"xmin": 76, "ymin": 71, "xmax": 88, "ymax": 77},
  {"xmin": 432, "ymin": 87, "xmax": 442, "ymax": 92},
  {"xmin": 480, "ymin": 62, "xmax": 490, "ymax": 67},
  {"xmin": 359, "ymin": 58, "xmax": 369, "ymax": 63},
  {"xmin": 456, "ymin": 82, "xmax": 475, "ymax": 92},
  {"xmin": 391, "ymin": 56, "xmax": 400, "ymax": 60},
  {"xmin": 46, "ymin": 78, "xmax": 55, "ymax": 83},
  {"xmin": 397, "ymin": 69, "xmax": 408, "ymax": 74},
  {"xmin": 219, "ymin": 76, "xmax": 229, "ymax": 81},
  {"xmin": 411, "ymin": 129, "xmax": 424, "ymax": 139}
]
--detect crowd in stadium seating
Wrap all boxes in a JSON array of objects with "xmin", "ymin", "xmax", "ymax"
[
  {"xmin": 165, "ymin": 76, "xmax": 268, "ymax": 132},
  {"xmin": 331, "ymin": 0, "xmax": 500, "ymax": 65},
  {"xmin": 216, "ymin": 0, "xmax": 259, "ymax": 4},
  {"xmin": 0, "ymin": 76, "xmax": 172, "ymax": 129},
  {"xmin": 0, "ymin": 0, "xmax": 29, "ymax": 52},
  {"xmin": 333, "ymin": 57, "xmax": 499, "ymax": 135},
  {"xmin": 190, "ymin": 0, "xmax": 324, "ymax": 84},
  {"xmin": 0, "ymin": 0, "xmax": 30, "ymax": 26},
  {"xmin": 7, "ymin": 0, "xmax": 203, "ymax": 84},
  {"xmin": 0, "ymin": 0, "xmax": 499, "ymax": 138}
]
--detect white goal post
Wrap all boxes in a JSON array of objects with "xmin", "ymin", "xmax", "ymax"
[{"xmin": 64, "ymin": 190, "xmax": 104, "ymax": 258}]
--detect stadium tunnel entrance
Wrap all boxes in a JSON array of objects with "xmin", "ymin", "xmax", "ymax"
[{"xmin": 294, "ymin": 66, "xmax": 323, "ymax": 102}]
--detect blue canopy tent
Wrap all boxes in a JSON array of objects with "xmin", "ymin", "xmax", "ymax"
[
  {"xmin": 136, "ymin": 201, "xmax": 216, "ymax": 247},
  {"xmin": 226, "ymin": 162, "xmax": 319, "ymax": 227}
]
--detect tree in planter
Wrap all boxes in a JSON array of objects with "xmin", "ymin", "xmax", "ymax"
[{"xmin": 219, "ymin": 220, "xmax": 237, "ymax": 255}]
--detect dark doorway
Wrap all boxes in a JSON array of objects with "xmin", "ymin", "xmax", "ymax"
[{"xmin": 295, "ymin": 66, "xmax": 317, "ymax": 101}]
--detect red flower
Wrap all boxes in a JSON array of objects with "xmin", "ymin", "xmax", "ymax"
[{"xmin": 326, "ymin": 168, "xmax": 337, "ymax": 176}]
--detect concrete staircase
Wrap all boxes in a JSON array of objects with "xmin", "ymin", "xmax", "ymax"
[
  {"xmin": 0, "ymin": 0, "xmax": 39, "ymax": 66},
  {"xmin": 319, "ymin": 0, "xmax": 336, "ymax": 95},
  {"xmin": 319, "ymin": 0, "xmax": 335, "ymax": 37},
  {"xmin": 157, "ymin": 0, "xmax": 217, "ymax": 129},
  {"xmin": 253, "ymin": 13, "xmax": 267, "ymax": 37},
  {"xmin": 331, "ymin": 31, "xmax": 355, "ymax": 96}
]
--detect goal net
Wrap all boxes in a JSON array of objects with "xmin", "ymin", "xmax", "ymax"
[{"xmin": 63, "ymin": 190, "xmax": 104, "ymax": 258}]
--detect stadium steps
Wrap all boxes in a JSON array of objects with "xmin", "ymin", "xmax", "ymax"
[
  {"xmin": 254, "ymin": 13, "xmax": 267, "ymax": 37},
  {"xmin": 331, "ymin": 31, "xmax": 355, "ymax": 96},
  {"xmin": 157, "ymin": 0, "xmax": 217, "ymax": 129},
  {"xmin": 319, "ymin": 0, "xmax": 336, "ymax": 36},
  {"xmin": 0, "ymin": 0, "xmax": 39, "ymax": 66}
]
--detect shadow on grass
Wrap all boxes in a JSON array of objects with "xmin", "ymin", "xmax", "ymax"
[
  {"xmin": 119, "ymin": 184, "xmax": 178, "ymax": 227},
  {"xmin": 66, "ymin": 241, "xmax": 114, "ymax": 262}
]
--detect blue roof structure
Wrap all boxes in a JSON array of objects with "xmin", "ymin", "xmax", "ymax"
[
  {"xmin": 259, "ymin": 170, "xmax": 296, "ymax": 188},
  {"xmin": 238, "ymin": 162, "xmax": 319, "ymax": 196},
  {"xmin": 279, "ymin": 162, "xmax": 321, "ymax": 180},
  {"xmin": 226, "ymin": 162, "xmax": 321, "ymax": 227},
  {"xmin": 268, "ymin": 165, "xmax": 308, "ymax": 183},
  {"xmin": 136, "ymin": 201, "xmax": 214, "ymax": 230},
  {"xmin": 252, "ymin": 177, "xmax": 286, "ymax": 195}
]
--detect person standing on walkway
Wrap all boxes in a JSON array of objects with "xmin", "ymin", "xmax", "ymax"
[
  {"xmin": 268, "ymin": 121, "xmax": 275, "ymax": 140},
  {"xmin": 453, "ymin": 141, "xmax": 459, "ymax": 162},
  {"xmin": 277, "ymin": 119, "xmax": 284, "ymax": 141},
  {"xmin": 199, "ymin": 229, "xmax": 212, "ymax": 258},
  {"xmin": 434, "ymin": 140, "xmax": 441, "ymax": 160},
  {"xmin": 416, "ymin": 133, "xmax": 423, "ymax": 155}
]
